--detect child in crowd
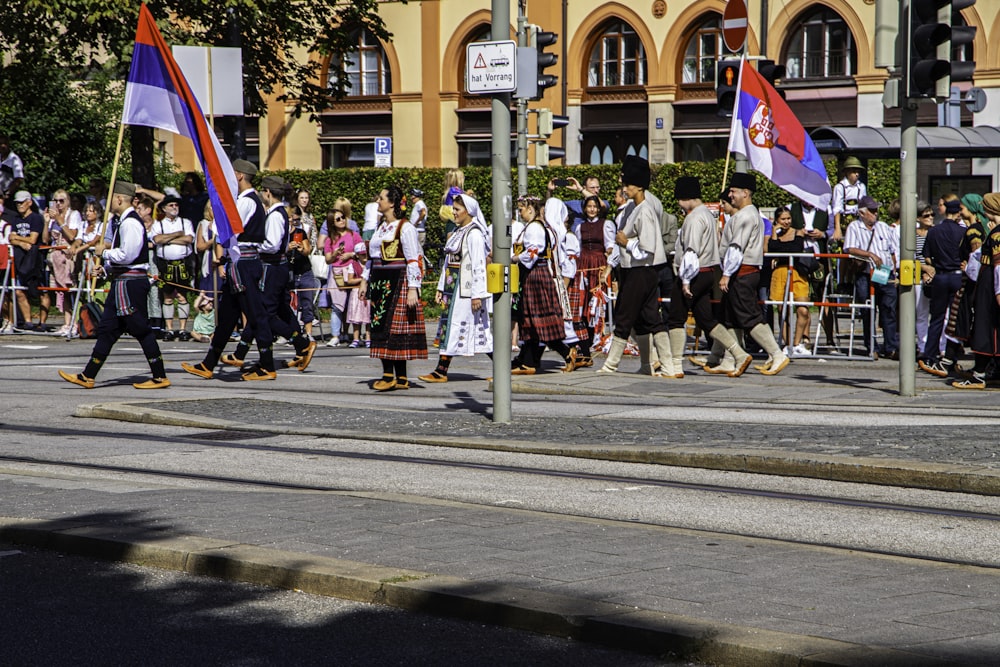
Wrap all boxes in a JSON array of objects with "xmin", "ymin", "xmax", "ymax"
[{"xmin": 190, "ymin": 293, "xmax": 216, "ymax": 343}]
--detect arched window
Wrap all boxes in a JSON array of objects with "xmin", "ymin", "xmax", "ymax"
[
  {"xmin": 587, "ymin": 21, "xmax": 646, "ymax": 87},
  {"xmin": 783, "ymin": 9, "xmax": 856, "ymax": 79},
  {"xmin": 338, "ymin": 30, "xmax": 391, "ymax": 97},
  {"xmin": 681, "ymin": 15, "xmax": 738, "ymax": 85}
]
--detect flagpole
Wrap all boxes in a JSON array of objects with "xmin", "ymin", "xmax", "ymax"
[{"xmin": 90, "ymin": 120, "xmax": 128, "ymax": 292}]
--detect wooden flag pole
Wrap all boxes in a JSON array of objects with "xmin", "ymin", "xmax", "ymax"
[{"xmin": 89, "ymin": 120, "xmax": 128, "ymax": 292}]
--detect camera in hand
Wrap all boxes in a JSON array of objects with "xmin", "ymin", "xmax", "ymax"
[{"xmin": 553, "ymin": 178, "xmax": 571, "ymax": 188}]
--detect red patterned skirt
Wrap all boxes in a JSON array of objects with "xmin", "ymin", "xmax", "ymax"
[
  {"xmin": 567, "ymin": 275, "xmax": 590, "ymax": 340},
  {"xmin": 367, "ymin": 265, "xmax": 428, "ymax": 361},
  {"xmin": 518, "ymin": 262, "xmax": 565, "ymax": 343}
]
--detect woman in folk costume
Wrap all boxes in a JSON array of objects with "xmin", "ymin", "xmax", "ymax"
[
  {"xmin": 569, "ymin": 194, "xmax": 608, "ymax": 367},
  {"xmin": 359, "ymin": 185, "xmax": 427, "ymax": 391},
  {"xmin": 419, "ymin": 194, "xmax": 493, "ymax": 383},
  {"xmin": 511, "ymin": 195, "xmax": 578, "ymax": 374},
  {"xmin": 951, "ymin": 193, "xmax": 1000, "ymax": 389},
  {"xmin": 549, "ymin": 197, "xmax": 588, "ymax": 369}
]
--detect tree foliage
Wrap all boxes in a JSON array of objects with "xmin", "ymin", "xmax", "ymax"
[
  {"xmin": 1, "ymin": 0, "xmax": 403, "ymax": 117},
  {"xmin": 0, "ymin": 60, "xmax": 121, "ymax": 195}
]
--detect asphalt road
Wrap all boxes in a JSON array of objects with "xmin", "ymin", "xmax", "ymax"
[{"xmin": 0, "ymin": 543, "xmax": 690, "ymax": 666}]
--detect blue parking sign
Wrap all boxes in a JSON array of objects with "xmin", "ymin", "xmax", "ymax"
[{"xmin": 374, "ymin": 137, "xmax": 392, "ymax": 168}]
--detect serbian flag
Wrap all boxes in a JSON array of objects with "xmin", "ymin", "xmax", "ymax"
[
  {"xmin": 727, "ymin": 59, "xmax": 832, "ymax": 210},
  {"xmin": 122, "ymin": 4, "xmax": 242, "ymax": 243}
]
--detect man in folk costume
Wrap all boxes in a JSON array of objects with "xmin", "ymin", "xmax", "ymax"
[
  {"xmin": 666, "ymin": 176, "xmax": 746, "ymax": 378},
  {"xmin": 182, "ymin": 159, "xmax": 277, "ymax": 381},
  {"xmin": 150, "ymin": 194, "xmax": 195, "ymax": 341},
  {"xmin": 712, "ymin": 172, "xmax": 789, "ymax": 376},
  {"xmin": 598, "ymin": 155, "xmax": 674, "ymax": 376},
  {"xmin": 58, "ymin": 181, "xmax": 170, "ymax": 389},
  {"xmin": 220, "ymin": 175, "xmax": 317, "ymax": 374}
]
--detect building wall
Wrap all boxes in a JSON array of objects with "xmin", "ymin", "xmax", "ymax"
[{"xmin": 168, "ymin": 0, "xmax": 1000, "ymax": 172}]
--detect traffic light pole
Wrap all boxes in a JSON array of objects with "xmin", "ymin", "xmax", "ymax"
[
  {"xmin": 516, "ymin": 9, "xmax": 528, "ymax": 197},
  {"xmin": 491, "ymin": 0, "xmax": 513, "ymax": 423}
]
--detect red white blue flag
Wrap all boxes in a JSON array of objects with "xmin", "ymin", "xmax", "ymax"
[
  {"xmin": 727, "ymin": 59, "xmax": 832, "ymax": 209},
  {"xmin": 122, "ymin": 4, "xmax": 242, "ymax": 243}
]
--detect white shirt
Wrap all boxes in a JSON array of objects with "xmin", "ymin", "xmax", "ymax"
[
  {"xmin": 151, "ymin": 215, "xmax": 195, "ymax": 260},
  {"xmin": 103, "ymin": 209, "xmax": 148, "ymax": 269},
  {"xmin": 844, "ymin": 218, "xmax": 897, "ymax": 268},
  {"xmin": 260, "ymin": 203, "xmax": 288, "ymax": 255},
  {"xmin": 0, "ymin": 151, "xmax": 24, "ymax": 195},
  {"xmin": 409, "ymin": 199, "xmax": 428, "ymax": 231}
]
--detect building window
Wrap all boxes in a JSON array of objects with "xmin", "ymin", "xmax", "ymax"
[
  {"xmin": 337, "ymin": 30, "xmax": 391, "ymax": 97},
  {"xmin": 783, "ymin": 9, "xmax": 856, "ymax": 79},
  {"xmin": 681, "ymin": 16, "xmax": 738, "ymax": 85},
  {"xmin": 587, "ymin": 21, "xmax": 646, "ymax": 87}
]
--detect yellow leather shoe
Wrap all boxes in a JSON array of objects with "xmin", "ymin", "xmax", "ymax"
[
  {"xmin": 295, "ymin": 340, "xmax": 318, "ymax": 372},
  {"xmin": 133, "ymin": 377, "xmax": 171, "ymax": 389},
  {"xmin": 181, "ymin": 362, "xmax": 213, "ymax": 379},
  {"xmin": 373, "ymin": 377, "xmax": 397, "ymax": 391},
  {"xmin": 58, "ymin": 370, "xmax": 94, "ymax": 389},
  {"xmin": 418, "ymin": 371, "xmax": 448, "ymax": 383},
  {"xmin": 241, "ymin": 367, "xmax": 277, "ymax": 381},
  {"xmin": 511, "ymin": 365, "xmax": 536, "ymax": 375},
  {"xmin": 220, "ymin": 353, "xmax": 244, "ymax": 368}
]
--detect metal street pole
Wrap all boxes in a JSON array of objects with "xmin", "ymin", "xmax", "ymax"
[
  {"xmin": 898, "ymin": 0, "xmax": 916, "ymax": 396},
  {"xmin": 491, "ymin": 0, "xmax": 513, "ymax": 423},
  {"xmin": 899, "ymin": 104, "xmax": 917, "ymax": 396}
]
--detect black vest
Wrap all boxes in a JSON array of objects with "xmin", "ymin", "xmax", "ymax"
[
  {"xmin": 111, "ymin": 209, "xmax": 146, "ymax": 266},
  {"xmin": 236, "ymin": 190, "xmax": 266, "ymax": 244},
  {"xmin": 790, "ymin": 202, "xmax": 829, "ymax": 232}
]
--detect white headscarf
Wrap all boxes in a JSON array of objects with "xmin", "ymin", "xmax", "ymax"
[
  {"xmin": 543, "ymin": 197, "xmax": 568, "ymax": 243},
  {"xmin": 444, "ymin": 194, "xmax": 490, "ymax": 255}
]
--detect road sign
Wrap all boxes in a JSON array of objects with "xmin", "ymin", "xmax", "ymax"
[
  {"xmin": 965, "ymin": 87, "xmax": 987, "ymax": 113},
  {"xmin": 466, "ymin": 40, "xmax": 517, "ymax": 95},
  {"xmin": 723, "ymin": 0, "xmax": 748, "ymax": 53},
  {"xmin": 374, "ymin": 137, "xmax": 392, "ymax": 168}
]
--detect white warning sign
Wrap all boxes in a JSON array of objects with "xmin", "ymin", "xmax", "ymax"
[{"xmin": 466, "ymin": 40, "xmax": 517, "ymax": 94}]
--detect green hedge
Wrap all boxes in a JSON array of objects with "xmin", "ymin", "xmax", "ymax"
[{"xmin": 267, "ymin": 158, "xmax": 901, "ymax": 268}]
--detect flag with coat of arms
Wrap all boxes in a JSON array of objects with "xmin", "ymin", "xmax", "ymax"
[{"xmin": 727, "ymin": 58, "xmax": 832, "ymax": 209}]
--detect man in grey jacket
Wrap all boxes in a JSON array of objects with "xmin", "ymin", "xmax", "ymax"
[{"xmin": 598, "ymin": 156, "xmax": 674, "ymax": 377}]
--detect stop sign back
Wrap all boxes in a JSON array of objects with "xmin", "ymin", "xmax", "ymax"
[{"xmin": 723, "ymin": 0, "xmax": 748, "ymax": 53}]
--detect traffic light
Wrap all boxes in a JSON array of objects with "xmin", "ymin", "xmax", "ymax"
[
  {"xmin": 537, "ymin": 109, "xmax": 569, "ymax": 139},
  {"xmin": 716, "ymin": 60, "xmax": 741, "ymax": 117},
  {"xmin": 942, "ymin": 1, "xmax": 977, "ymax": 98},
  {"xmin": 535, "ymin": 109, "xmax": 569, "ymax": 167},
  {"xmin": 529, "ymin": 25, "xmax": 558, "ymax": 101},
  {"xmin": 907, "ymin": 0, "xmax": 977, "ymax": 100},
  {"xmin": 757, "ymin": 59, "xmax": 786, "ymax": 99},
  {"xmin": 535, "ymin": 144, "xmax": 566, "ymax": 168}
]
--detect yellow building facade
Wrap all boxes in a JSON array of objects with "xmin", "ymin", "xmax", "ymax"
[{"xmin": 170, "ymin": 0, "xmax": 1000, "ymax": 174}]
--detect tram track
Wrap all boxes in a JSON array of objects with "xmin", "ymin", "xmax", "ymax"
[{"xmin": 3, "ymin": 421, "xmax": 999, "ymax": 526}]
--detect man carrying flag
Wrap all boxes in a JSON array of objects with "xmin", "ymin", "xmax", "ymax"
[{"xmin": 58, "ymin": 182, "xmax": 170, "ymax": 390}]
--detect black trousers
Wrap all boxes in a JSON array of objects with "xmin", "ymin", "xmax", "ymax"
[
  {"xmin": 84, "ymin": 276, "xmax": 165, "ymax": 379},
  {"xmin": 238, "ymin": 261, "xmax": 306, "ymax": 353},
  {"xmin": 667, "ymin": 269, "xmax": 720, "ymax": 332},
  {"xmin": 721, "ymin": 270, "xmax": 764, "ymax": 330},
  {"xmin": 208, "ymin": 257, "xmax": 274, "ymax": 370},
  {"xmin": 613, "ymin": 265, "xmax": 667, "ymax": 339}
]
